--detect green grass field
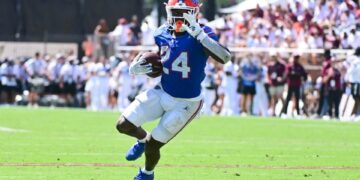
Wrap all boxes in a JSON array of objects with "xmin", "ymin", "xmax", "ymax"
[{"xmin": 1, "ymin": 107, "xmax": 360, "ymax": 179}]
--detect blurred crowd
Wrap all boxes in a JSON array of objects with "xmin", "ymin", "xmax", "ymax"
[
  {"xmin": 1, "ymin": 0, "xmax": 360, "ymax": 120},
  {"xmin": 204, "ymin": 48, "xmax": 360, "ymax": 121},
  {"xmin": 216, "ymin": 0, "xmax": 360, "ymax": 52},
  {"xmin": 0, "ymin": 51, "xmax": 160, "ymax": 111},
  {"xmin": 2, "ymin": 49, "xmax": 360, "ymax": 120}
]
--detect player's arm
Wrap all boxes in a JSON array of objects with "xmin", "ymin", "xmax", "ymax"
[{"xmin": 182, "ymin": 13, "xmax": 231, "ymax": 64}]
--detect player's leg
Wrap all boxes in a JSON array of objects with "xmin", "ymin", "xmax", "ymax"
[
  {"xmin": 352, "ymin": 96, "xmax": 360, "ymax": 116},
  {"xmin": 281, "ymin": 88, "xmax": 293, "ymax": 116},
  {"xmin": 275, "ymin": 87, "xmax": 284, "ymax": 116},
  {"xmin": 220, "ymin": 90, "xmax": 228, "ymax": 115},
  {"xmin": 249, "ymin": 86, "xmax": 256, "ymax": 115},
  {"xmin": 241, "ymin": 92, "xmax": 247, "ymax": 114},
  {"xmin": 328, "ymin": 91, "xmax": 334, "ymax": 118},
  {"xmin": 116, "ymin": 88, "xmax": 164, "ymax": 161},
  {"xmin": 133, "ymin": 137, "xmax": 164, "ymax": 180},
  {"xmin": 294, "ymin": 88, "xmax": 301, "ymax": 116},
  {"xmin": 116, "ymin": 117, "xmax": 147, "ymax": 140},
  {"xmin": 317, "ymin": 85, "xmax": 325, "ymax": 116},
  {"xmin": 351, "ymin": 84, "xmax": 357, "ymax": 116},
  {"xmin": 355, "ymin": 84, "xmax": 360, "ymax": 117},
  {"xmin": 136, "ymin": 99, "xmax": 203, "ymax": 178},
  {"xmin": 334, "ymin": 90, "xmax": 341, "ymax": 119},
  {"xmin": 277, "ymin": 86, "xmax": 285, "ymax": 108},
  {"xmin": 144, "ymin": 137, "xmax": 165, "ymax": 172},
  {"xmin": 357, "ymin": 97, "xmax": 360, "ymax": 116},
  {"xmin": 269, "ymin": 87, "xmax": 276, "ymax": 116}
]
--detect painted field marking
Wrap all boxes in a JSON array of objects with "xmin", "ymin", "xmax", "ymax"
[
  {"xmin": 0, "ymin": 163, "xmax": 360, "ymax": 170},
  {"xmin": 0, "ymin": 126, "xmax": 30, "ymax": 133}
]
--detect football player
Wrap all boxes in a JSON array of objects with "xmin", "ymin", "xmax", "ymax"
[{"xmin": 115, "ymin": 0, "xmax": 231, "ymax": 179}]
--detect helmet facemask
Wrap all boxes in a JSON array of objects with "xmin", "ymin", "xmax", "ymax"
[{"xmin": 166, "ymin": 2, "xmax": 199, "ymax": 33}]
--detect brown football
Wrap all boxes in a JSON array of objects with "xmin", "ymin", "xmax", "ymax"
[{"xmin": 141, "ymin": 52, "xmax": 163, "ymax": 78}]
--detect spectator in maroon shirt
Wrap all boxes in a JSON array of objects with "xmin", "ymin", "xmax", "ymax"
[
  {"xmin": 255, "ymin": 4, "xmax": 264, "ymax": 18},
  {"xmin": 323, "ymin": 65, "xmax": 342, "ymax": 119},
  {"xmin": 281, "ymin": 55, "xmax": 307, "ymax": 117},
  {"xmin": 317, "ymin": 49, "xmax": 332, "ymax": 117},
  {"xmin": 267, "ymin": 54, "xmax": 286, "ymax": 116}
]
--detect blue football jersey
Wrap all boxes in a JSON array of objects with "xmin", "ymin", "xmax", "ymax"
[{"xmin": 154, "ymin": 24, "xmax": 218, "ymax": 99}]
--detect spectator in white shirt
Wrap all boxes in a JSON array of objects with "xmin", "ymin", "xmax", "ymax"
[
  {"xmin": 114, "ymin": 58, "xmax": 132, "ymax": 111},
  {"xmin": 313, "ymin": 0, "xmax": 330, "ymax": 24},
  {"xmin": 141, "ymin": 20, "xmax": 156, "ymax": 46},
  {"xmin": 74, "ymin": 60, "xmax": 88, "ymax": 108},
  {"xmin": 59, "ymin": 58, "xmax": 78, "ymax": 106},
  {"xmin": 25, "ymin": 52, "xmax": 47, "ymax": 78},
  {"xmin": 220, "ymin": 60, "xmax": 239, "ymax": 116},
  {"xmin": 345, "ymin": 48, "xmax": 360, "ymax": 118},
  {"xmin": 202, "ymin": 62, "xmax": 217, "ymax": 115},
  {"xmin": 111, "ymin": 18, "xmax": 130, "ymax": 49},
  {"xmin": 0, "ymin": 59, "xmax": 19, "ymax": 104},
  {"xmin": 25, "ymin": 52, "xmax": 48, "ymax": 106},
  {"xmin": 47, "ymin": 54, "xmax": 65, "ymax": 94},
  {"xmin": 85, "ymin": 68, "xmax": 110, "ymax": 111}
]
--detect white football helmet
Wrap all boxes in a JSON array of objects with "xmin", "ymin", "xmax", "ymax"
[{"xmin": 165, "ymin": 0, "xmax": 200, "ymax": 32}]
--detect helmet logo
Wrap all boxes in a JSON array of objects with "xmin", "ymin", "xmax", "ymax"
[{"xmin": 192, "ymin": 0, "xmax": 199, "ymax": 4}]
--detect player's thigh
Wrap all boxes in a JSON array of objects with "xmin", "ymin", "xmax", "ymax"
[
  {"xmin": 122, "ymin": 89, "xmax": 164, "ymax": 127},
  {"xmin": 151, "ymin": 100, "xmax": 203, "ymax": 143}
]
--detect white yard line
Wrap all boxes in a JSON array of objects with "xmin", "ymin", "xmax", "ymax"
[{"xmin": 0, "ymin": 126, "xmax": 30, "ymax": 133}]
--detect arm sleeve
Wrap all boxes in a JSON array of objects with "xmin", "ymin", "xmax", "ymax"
[{"xmin": 198, "ymin": 26, "xmax": 231, "ymax": 64}]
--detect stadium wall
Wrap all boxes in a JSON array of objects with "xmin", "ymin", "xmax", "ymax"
[{"xmin": 0, "ymin": 41, "xmax": 78, "ymax": 58}]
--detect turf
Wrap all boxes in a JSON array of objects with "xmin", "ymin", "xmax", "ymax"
[{"xmin": 1, "ymin": 107, "xmax": 360, "ymax": 179}]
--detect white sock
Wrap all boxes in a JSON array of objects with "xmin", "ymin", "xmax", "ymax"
[
  {"xmin": 141, "ymin": 167, "xmax": 154, "ymax": 175},
  {"xmin": 138, "ymin": 133, "xmax": 150, "ymax": 143}
]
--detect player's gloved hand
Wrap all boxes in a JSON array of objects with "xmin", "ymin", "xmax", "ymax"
[
  {"xmin": 182, "ymin": 13, "xmax": 206, "ymax": 41},
  {"xmin": 129, "ymin": 54, "xmax": 152, "ymax": 75}
]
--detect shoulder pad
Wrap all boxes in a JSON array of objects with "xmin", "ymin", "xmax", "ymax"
[
  {"xmin": 154, "ymin": 24, "xmax": 172, "ymax": 47},
  {"xmin": 154, "ymin": 24, "xmax": 171, "ymax": 38}
]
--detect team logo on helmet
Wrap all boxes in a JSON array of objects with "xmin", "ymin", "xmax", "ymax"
[{"xmin": 192, "ymin": 0, "xmax": 199, "ymax": 4}]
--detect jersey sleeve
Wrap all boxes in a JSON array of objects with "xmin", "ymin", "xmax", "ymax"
[
  {"xmin": 154, "ymin": 25, "xmax": 172, "ymax": 47},
  {"xmin": 202, "ymin": 26, "xmax": 219, "ymax": 42}
]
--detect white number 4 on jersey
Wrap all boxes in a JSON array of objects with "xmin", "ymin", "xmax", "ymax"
[
  {"xmin": 163, "ymin": 52, "xmax": 191, "ymax": 78},
  {"xmin": 172, "ymin": 52, "xmax": 191, "ymax": 78}
]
